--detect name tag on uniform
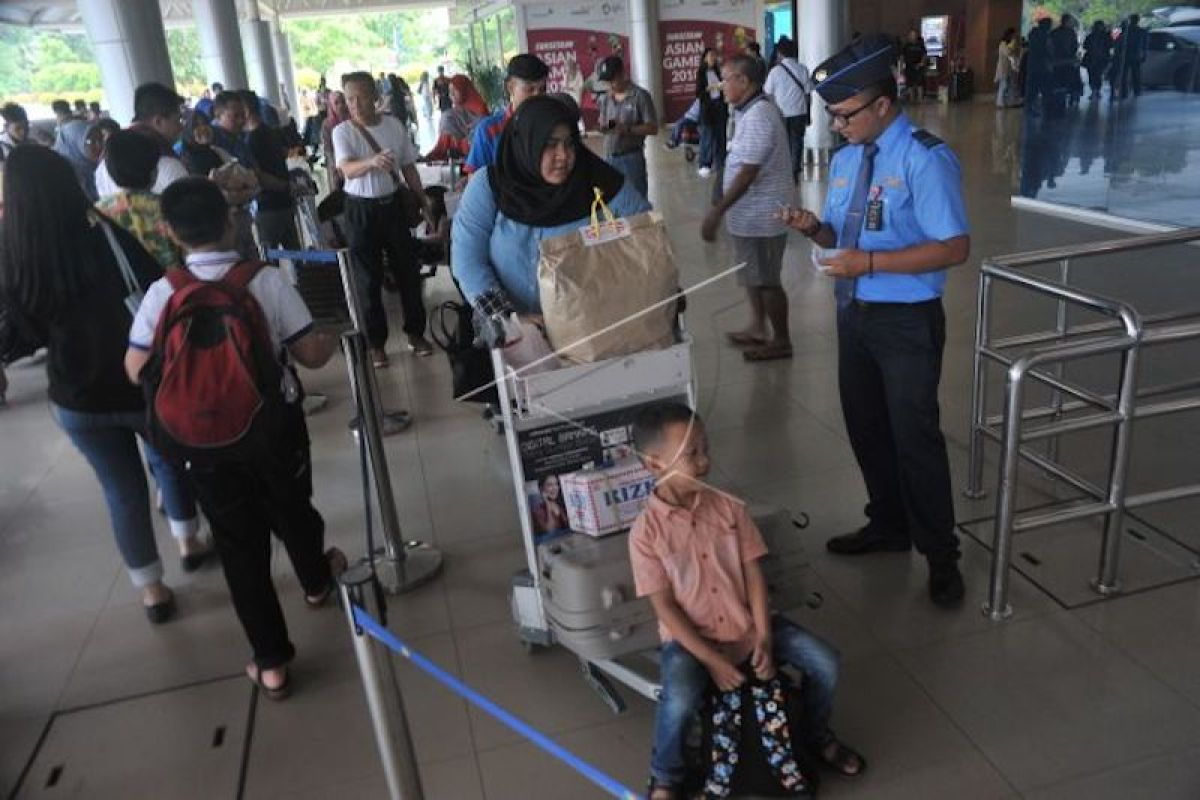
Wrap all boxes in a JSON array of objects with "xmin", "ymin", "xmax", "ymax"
[{"xmin": 865, "ymin": 186, "xmax": 884, "ymax": 232}]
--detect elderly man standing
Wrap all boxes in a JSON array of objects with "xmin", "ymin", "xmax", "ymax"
[
  {"xmin": 595, "ymin": 55, "xmax": 658, "ymax": 201},
  {"xmin": 701, "ymin": 53, "xmax": 795, "ymax": 363},
  {"xmin": 463, "ymin": 54, "xmax": 549, "ymax": 176}
]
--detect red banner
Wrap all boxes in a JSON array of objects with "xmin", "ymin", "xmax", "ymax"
[
  {"xmin": 659, "ymin": 20, "xmax": 756, "ymax": 121},
  {"xmin": 527, "ymin": 29, "xmax": 631, "ymax": 128}
]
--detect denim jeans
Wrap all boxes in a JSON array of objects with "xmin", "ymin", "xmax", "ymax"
[
  {"xmin": 606, "ymin": 151, "xmax": 649, "ymax": 202},
  {"xmin": 650, "ymin": 615, "xmax": 840, "ymax": 785},
  {"xmin": 52, "ymin": 405, "xmax": 198, "ymax": 587},
  {"xmin": 785, "ymin": 115, "xmax": 808, "ymax": 181},
  {"xmin": 698, "ymin": 120, "xmax": 726, "ymax": 170}
]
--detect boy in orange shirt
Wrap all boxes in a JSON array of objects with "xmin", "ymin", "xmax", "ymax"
[{"xmin": 629, "ymin": 402, "xmax": 864, "ymax": 799}]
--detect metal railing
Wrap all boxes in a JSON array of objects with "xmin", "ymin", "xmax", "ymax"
[{"xmin": 966, "ymin": 228, "xmax": 1200, "ymax": 620}]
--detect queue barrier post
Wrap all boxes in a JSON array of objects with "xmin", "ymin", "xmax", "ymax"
[
  {"xmin": 339, "ymin": 564, "xmax": 425, "ymax": 800},
  {"xmin": 340, "ymin": 330, "xmax": 443, "ymax": 594}
]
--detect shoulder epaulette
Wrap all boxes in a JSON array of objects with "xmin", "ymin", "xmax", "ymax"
[{"xmin": 912, "ymin": 129, "xmax": 945, "ymax": 149}]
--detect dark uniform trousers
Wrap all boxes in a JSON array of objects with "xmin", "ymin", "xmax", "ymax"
[
  {"xmin": 343, "ymin": 195, "xmax": 426, "ymax": 348},
  {"xmin": 187, "ymin": 409, "xmax": 331, "ymax": 669},
  {"xmin": 837, "ymin": 298, "xmax": 959, "ymax": 565}
]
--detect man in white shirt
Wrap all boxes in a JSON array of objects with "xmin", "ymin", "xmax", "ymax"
[
  {"xmin": 333, "ymin": 71, "xmax": 433, "ymax": 366},
  {"xmin": 764, "ymin": 39, "xmax": 814, "ymax": 183},
  {"xmin": 94, "ymin": 83, "xmax": 189, "ymax": 198}
]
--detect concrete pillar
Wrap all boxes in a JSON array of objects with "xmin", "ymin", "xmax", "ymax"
[
  {"xmin": 77, "ymin": 0, "xmax": 175, "ymax": 124},
  {"xmin": 240, "ymin": 18, "xmax": 282, "ymax": 105},
  {"xmin": 272, "ymin": 22, "xmax": 299, "ymax": 121},
  {"xmin": 629, "ymin": 0, "xmax": 663, "ymax": 116},
  {"xmin": 798, "ymin": 0, "xmax": 849, "ymax": 161},
  {"xmin": 194, "ymin": 0, "xmax": 249, "ymax": 90}
]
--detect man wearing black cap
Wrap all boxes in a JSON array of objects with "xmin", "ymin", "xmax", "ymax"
[
  {"xmin": 595, "ymin": 55, "xmax": 658, "ymax": 200},
  {"xmin": 463, "ymin": 54, "xmax": 549, "ymax": 176},
  {"xmin": 781, "ymin": 35, "xmax": 970, "ymax": 608}
]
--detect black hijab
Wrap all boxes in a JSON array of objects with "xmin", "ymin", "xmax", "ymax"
[{"xmin": 488, "ymin": 95, "xmax": 624, "ymax": 227}]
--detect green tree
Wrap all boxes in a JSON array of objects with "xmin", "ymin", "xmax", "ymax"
[{"xmin": 167, "ymin": 27, "xmax": 205, "ymax": 87}]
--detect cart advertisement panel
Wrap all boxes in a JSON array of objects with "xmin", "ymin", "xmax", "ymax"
[
  {"xmin": 523, "ymin": 2, "xmax": 631, "ymax": 128},
  {"xmin": 658, "ymin": 0, "xmax": 758, "ymax": 121},
  {"xmin": 516, "ymin": 398, "xmax": 685, "ymax": 542}
]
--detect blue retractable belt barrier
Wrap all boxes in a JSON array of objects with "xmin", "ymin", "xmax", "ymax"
[
  {"xmin": 351, "ymin": 606, "xmax": 643, "ymax": 800},
  {"xmin": 264, "ymin": 248, "xmax": 341, "ymax": 264}
]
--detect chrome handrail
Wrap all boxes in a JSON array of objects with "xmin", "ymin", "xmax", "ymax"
[{"xmin": 967, "ymin": 228, "xmax": 1200, "ymax": 620}]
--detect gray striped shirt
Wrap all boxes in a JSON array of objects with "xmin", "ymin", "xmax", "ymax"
[{"xmin": 723, "ymin": 94, "xmax": 792, "ymax": 238}]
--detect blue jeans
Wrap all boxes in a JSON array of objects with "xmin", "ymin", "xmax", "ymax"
[
  {"xmin": 52, "ymin": 405, "xmax": 198, "ymax": 587},
  {"xmin": 785, "ymin": 115, "xmax": 808, "ymax": 181},
  {"xmin": 651, "ymin": 615, "xmax": 839, "ymax": 785},
  {"xmin": 606, "ymin": 151, "xmax": 649, "ymax": 202},
  {"xmin": 698, "ymin": 120, "xmax": 726, "ymax": 170}
]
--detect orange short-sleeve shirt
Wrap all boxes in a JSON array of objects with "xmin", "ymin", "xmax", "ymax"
[{"xmin": 629, "ymin": 488, "xmax": 768, "ymax": 655}]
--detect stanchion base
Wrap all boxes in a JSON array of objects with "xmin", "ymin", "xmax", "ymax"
[
  {"xmin": 348, "ymin": 411, "xmax": 413, "ymax": 437},
  {"xmin": 962, "ymin": 488, "xmax": 988, "ymax": 500},
  {"xmin": 1090, "ymin": 578, "xmax": 1123, "ymax": 597},
  {"xmin": 364, "ymin": 543, "xmax": 444, "ymax": 594},
  {"xmin": 981, "ymin": 601, "xmax": 1013, "ymax": 621}
]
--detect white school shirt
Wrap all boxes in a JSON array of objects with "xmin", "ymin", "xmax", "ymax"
[
  {"xmin": 332, "ymin": 115, "xmax": 417, "ymax": 199},
  {"xmin": 95, "ymin": 155, "xmax": 189, "ymax": 198},
  {"xmin": 128, "ymin": 251, "xmax": 313, "ymax": 354}
]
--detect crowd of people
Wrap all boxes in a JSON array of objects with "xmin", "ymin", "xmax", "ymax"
[
  {"xmin": 997, "ymin": 13, "xmax": 1152, "ymax": 113},
  {"xmin": 0, "ymin": 27, "xmax": 984, "ymax": 796}
]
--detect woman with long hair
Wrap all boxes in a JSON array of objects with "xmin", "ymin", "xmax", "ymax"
[
  {"xmin": 0, "ymin": 146, "xmax": 211, "ymax": 623},
  {"xmin": 422, "ymin": 74, "xmax": 488, "ymax": 162},
  {"xmin": 695, "ymin": 47, "xmax": 728, "ymax": 176},
  {"xmin": 995, "ymin": 28, "xmax": 1020, "ymax": 108},
  {"xmin": 320, "ymin": 90, "xmax": 349, "ymax": 191}
]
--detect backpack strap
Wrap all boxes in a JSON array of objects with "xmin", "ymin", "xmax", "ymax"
[
  {"xmin": 223, "ymin": 259, "xmax": 266, "ymax": 289},
  {"xmin": 165, "ymin": 267, "xmax": 197, "ymax": 292}
]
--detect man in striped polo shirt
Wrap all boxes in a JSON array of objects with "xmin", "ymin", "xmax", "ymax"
[{"xmin": 701, "ymin": 53, "xmax": 795, "ymax": 362}]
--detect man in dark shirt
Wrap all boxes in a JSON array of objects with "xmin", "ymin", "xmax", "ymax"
[
  {"xmin": 240, "ymin": 90, "xmax": 298, "ymax": 251},
  {"xmin": 433, "ymin": 66, "xmax": 452, "ymax": 112}
]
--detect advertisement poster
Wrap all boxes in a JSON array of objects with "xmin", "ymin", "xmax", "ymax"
[
  {"xmin": 523, "ymin": 2, "xmax": 631, "ymax": 127},
  {"xmin": 658, "ymin": 0, "xmax": 758, "ymax": 120},
  {"xmin": 516, "ymin": 397, "xmax": 684, "ymax": 542}
]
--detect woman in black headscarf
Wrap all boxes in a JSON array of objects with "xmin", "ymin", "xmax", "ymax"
[{"xmin": 451, "ymin": 94, "xmax": 650, "ymax": 320}]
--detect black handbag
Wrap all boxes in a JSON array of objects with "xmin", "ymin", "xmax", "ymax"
[
  {"xmin": 429, "ymin": 300, "xmax": 498, "ymax": 405},
  {"xmin": 0, "ymin": 297, "xmax": 43, "ymax": 365}
]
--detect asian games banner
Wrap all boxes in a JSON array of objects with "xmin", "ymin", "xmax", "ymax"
[
  {"xmin": 658, "ymin": 0, "xmax": 758, "ymax": 120},
  {"xmin": 523, "ymin": 2, "xmax": 632, "ymax": 127}
]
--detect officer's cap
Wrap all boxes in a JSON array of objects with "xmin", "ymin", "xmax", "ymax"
[{"xmin": 812, "ymin": 34, "xmax": 898, "ymax": 103}]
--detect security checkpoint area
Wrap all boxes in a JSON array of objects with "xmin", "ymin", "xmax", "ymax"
[{"xmin": 4, "ymin": 1, "xmax": 1200, "ymax": 799}]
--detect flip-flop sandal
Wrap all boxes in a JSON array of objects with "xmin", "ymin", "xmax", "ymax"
[
  {"xmin": 726, "ymin": 331, "xmax": 768, "ymax": 347},
  {"xmin": 246, "ymin": 663, "xmax": 291, "ymax": 701},
  {"xmin": 305, "ymin": 547, "xmax": 349, "ymax": 608},
  {"xmin": 743, "ymin": 344, "xmax": 794, "ymax": 362},
  {"xmin": 818, "ymin": 738, "xmax": 867, "ymax": 777}
]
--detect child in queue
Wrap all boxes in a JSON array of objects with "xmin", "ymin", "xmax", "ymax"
[{"xmin": 628, "ymin": 402, "xmax": 865, "ymax": 799}]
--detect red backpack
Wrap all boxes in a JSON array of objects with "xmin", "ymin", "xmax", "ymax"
[{"xmin": 143, "ymin": 260, "xmax": 286, "ymax": 466}]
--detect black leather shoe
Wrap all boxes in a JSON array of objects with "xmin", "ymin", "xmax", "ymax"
[
  {"xmin": 929, "ymin": 563, "xmax": 965, "ymax": 608},
  {"xmin": 826, "ymin": 527, "xmax": 911, "ymax": 555},
  {"xmin": 144, "ymin": 591, "xmax": 177, "ymax": 624}
]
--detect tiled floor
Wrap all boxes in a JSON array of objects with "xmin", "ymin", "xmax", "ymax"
[{"xmin": 3, "ymin": 96, "xmax": 1200, "ymax": 800}]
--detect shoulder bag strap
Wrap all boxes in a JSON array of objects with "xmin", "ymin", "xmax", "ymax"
[
  {"xmin": 98, "ymin": 219, "xmax": 145, "ymax": 311},
  {"xmin": 223, "ymin": 259, "xmax": 266, "ymax": 289},
  {"xmin": 350, "ymin": 119, "xmax": 401, "ymax": 188}
]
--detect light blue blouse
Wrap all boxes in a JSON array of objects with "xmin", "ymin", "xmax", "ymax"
[{"xmin": 450, "ymin": 166, "xmax": 652, "ymax": 313}]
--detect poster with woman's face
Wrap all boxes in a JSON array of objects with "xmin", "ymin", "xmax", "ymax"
[{"xmin": 527, "ymin": 474, "xmax": 570, "ymax": 541}]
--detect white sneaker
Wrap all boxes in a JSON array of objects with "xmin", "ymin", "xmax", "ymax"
[{"xmin": 698, "ymin": 167, "xmax": 712, "ymax": 178}]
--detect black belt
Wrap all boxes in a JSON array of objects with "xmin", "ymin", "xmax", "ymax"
[{"xmin": 345, "ymin": 194, "xmax": 395, "ymax": 206}]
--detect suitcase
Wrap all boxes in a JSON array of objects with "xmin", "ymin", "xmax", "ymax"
[{"xmin": 532, "ymin": 507, "xmax": 811, "ymax": 662}]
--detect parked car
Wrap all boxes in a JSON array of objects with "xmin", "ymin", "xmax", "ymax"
[{"xmin": 1144, "ymin": 26, "xmax": 1200, "ymax": 91}]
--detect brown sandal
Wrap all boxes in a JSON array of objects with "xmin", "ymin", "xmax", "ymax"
[
  {"xmin": 246, "ymin": 663, "xmax": 291, "ymax": 701},
  {"xmin": 743, "ymin": 343, "xmax": 794, "ymax": 362},
  {"xmin": 818, "ymin": 737, "xmax": 867, "ymax": 777},
  {"xmin": 726, "ymin": 331, "xmax": 768, "ymax": 347}
]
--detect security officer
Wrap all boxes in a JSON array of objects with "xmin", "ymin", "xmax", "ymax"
[{"xmin": 782, "ymin": 35, "xmax": 969, "ymax": 608}]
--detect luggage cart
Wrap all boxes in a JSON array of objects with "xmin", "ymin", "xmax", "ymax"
[{"xmin": 495, "ymin": 339, "xmax": 696, "ymax": 711}]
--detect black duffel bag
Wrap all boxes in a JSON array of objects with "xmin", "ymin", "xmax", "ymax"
[{"xmin": 429, "ymin": 299, "xmax": 499, "ymax": 405}]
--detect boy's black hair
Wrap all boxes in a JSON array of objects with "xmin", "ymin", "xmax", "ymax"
[
  {"xmin": 237, "ymin": 89, "xmax": 261, "ymax": 119},
  {"xmin": 1, "ymin": 103, "xmax": 28, "ymax": 125},
  {"xmin": 341, "ymin": 71, "xmax": 377, "ymax": 94},
  {"xmin": 425, "ymin": 184, "xmax": 448, "ymax": 219},
  {"xmin": 632, "ymin": 402, "xmax": 700, "ymax": 456},
  {"xmin": 133, "ymin": 82, "xmax": 184, "ymax": 122},
  {"xmin": 51, "ymin": 99, "xmax": 72, "ymax": 116},
  {"xmin": 160, "ymin": 177, "xmax": 229, "ymax": 248},
  {"xmin": 104, "ymin": 130, "xmax": 159, "ymax": 190}
]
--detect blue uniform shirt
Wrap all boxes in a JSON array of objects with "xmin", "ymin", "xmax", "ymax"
[
  {"xmin": 464, "ymin": 107, "xmax": 509, "ymax": 173},
  {"xmin": 823, "ymin": 112, "xmax": 968, "ymax": 303},
  {"xmin": 451, "ymin": 165, "xmax": 652, "ymax": 313}
]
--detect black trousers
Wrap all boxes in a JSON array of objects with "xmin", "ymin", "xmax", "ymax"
[
  {"xmin": 837, "ymin": 299, "xmax": 959, "ymax": 565},
  {"xmin": 187, "ymin": 414, "xmax": 330, "ymax": 669},
  {"xmin": 343, "ymin": 195, "xmax": 426, "ymax": 348},
  {"xmin": 784, "ymin": 114, "xmax": 808, "ymax": 181}
]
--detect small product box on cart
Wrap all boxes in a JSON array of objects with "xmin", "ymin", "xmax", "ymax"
[{"xmin": 561, "ymin": 461, "xmax": 655, "ymax": 537}]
